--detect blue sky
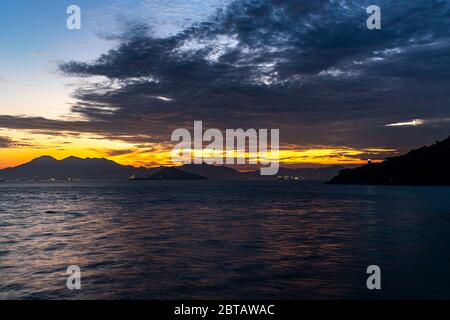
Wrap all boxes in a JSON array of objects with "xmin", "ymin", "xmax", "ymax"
[{"xmin": 0, "ymin": 0, "xmax": 228, "ymax": 117}]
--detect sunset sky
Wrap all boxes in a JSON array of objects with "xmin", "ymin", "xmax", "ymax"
[{"xmin": 1, "ymin": 0, "xmax": 449, "ymax": 169}]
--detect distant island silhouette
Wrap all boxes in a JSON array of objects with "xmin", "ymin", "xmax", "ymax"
[
  {"xmin": 328, "ymin": 135, "xmax": 450, "ymax": 185},
  {"xmin": 146, "ymin": 167, "xmax": 208, "ymax": 180},
  {"xmin": 0, "ymin": 156, "xmax": 343, "ymax": 181}
]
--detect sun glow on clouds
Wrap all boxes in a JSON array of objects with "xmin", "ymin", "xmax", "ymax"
[
  {"xmin": 0, "ymin": 129, "xmax": 397, "ymax": 169},
  {"xmin": 0, "ymin": 129, "xmax": 135, "ymax": 168}
]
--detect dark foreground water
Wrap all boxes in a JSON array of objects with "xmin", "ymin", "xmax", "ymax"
[{"xmin": 1, "ymin": 180, "xmax": 450, "ymax": 300}]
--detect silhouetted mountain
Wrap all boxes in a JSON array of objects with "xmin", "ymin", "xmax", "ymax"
[
  {"xmin": 0, "ymin": 156, "xmax": 346, "ymax": 181},
  {"xmin": 0, "ymin": 156, "xmax": 148, "ymax": 180},
  {"xmin": 328, "ymin": 136, "xmax": 450, "ymax": 185},
  {"xmin": 148, "ymin": 167, "xmax": 208, "ymax": 180}
]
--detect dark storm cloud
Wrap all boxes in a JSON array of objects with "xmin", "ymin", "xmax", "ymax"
[{"xmin": 3, "ymin": 0, "xmax": 450, "ymax": 150}]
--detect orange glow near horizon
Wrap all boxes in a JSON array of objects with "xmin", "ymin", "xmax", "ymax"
[{"xmin": 0, "ymin": 129, "xmax": 395, "ymax": 169}]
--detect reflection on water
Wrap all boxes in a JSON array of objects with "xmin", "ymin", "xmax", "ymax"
[{"xmin": 1, "ymin": 181, "xmax": 450, "ymax": 299}]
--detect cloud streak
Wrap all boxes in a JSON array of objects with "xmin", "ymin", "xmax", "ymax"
[
  {"xmin": 386, "ymin": 119, "xmax": 425, "ymax": 127},
  {"xmin": 386, "ymin": 118, "xmax": 450, "ymax": 127},
  {"xmin": 0, "ymin": 137, "xmax": 13, "ymax": 148}
]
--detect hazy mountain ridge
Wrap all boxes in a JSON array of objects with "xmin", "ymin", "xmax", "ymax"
[
  {"xmin": 328, "ymin": 136, "xmax": 450, "ymax": 185},
  {"xmin": 0, "ymin": 156, "xmax": 148, "ymax": 180},
  {"xmin": 180, "ymin": 164, "xmax": 344, "ymax": 180}
]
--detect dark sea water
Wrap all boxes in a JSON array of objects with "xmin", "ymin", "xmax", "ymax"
[{"xmin": 1, "ymin": 180, "xmax": 450, "ymax": 300}]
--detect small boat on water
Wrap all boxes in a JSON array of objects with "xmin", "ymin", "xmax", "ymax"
[
  {"xmin": 276, "ymin": 175, "xmax": 302, "ymax": 181},
  {"xmin": 129, "ymin": 175, "xmax": 148, "ymax": 181}
]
